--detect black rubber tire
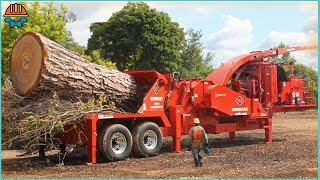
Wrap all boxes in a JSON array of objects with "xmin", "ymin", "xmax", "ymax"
[
  {"xmin": 132, "ymin": 122, "xmax": 163, "ymax": 157},
  {"xmin": 98, "ymin": 124, "xmax": 133, "ymax": 162}
]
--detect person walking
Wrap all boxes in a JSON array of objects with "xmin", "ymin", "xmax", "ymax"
[{"xmin": 189, "ymin": 118, "xmax": 208, "ymax": 167}]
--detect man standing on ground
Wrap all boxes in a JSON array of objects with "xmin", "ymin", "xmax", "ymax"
[{"xmin": 189, "ymin": 118, "xmax": 208, "ymax": 167}]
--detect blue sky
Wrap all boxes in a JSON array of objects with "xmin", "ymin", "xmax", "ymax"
[{"xmin": 2, "ymin": 1, "xmax": 318, "ymax": 68}]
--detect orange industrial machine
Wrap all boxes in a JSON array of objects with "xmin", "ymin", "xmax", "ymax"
[{"xmin": 56, "ymin": 45, "xmax": 316, "ymax": 163}]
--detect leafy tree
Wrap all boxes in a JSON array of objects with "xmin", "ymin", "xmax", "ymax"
[
  {"xmin": 60, "ymin": 33, "xmax": 87, "ymax": 55},
  {"xmin": 271, "ymin": 42, "xmax": 296, "ymax": 64},
  {"xmin": 2, "ymin": 2, "xmax": 77, "ymax": 77},
  {"xmin": 81, "ymin": 50, "xmax": 117, "ymax": 69},
  {"xmin": 87, "ymin": 2, "xmax": 185, "ymax": 73},
  {"xmin": 179, "ymin": 29, "xmax": 214, "ymax": 78}
]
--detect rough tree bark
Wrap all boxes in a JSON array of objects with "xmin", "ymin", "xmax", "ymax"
[{"xmin": 10, "ymin": 32, "xmax": 139, "ymax": 112}]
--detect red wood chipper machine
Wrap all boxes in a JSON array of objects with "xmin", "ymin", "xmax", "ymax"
[{"xmin": 55, "ymin": 45, "xmax": 316, "ymax": 163}]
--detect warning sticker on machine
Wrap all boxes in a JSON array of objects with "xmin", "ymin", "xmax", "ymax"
[{"xmin": 235, "ymin": 96, "xmax": 244, "ymax": 106}]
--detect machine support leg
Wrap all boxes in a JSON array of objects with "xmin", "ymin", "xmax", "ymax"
[
  {"xmin": 59, "ymin": 143, "xmax": 66, "ymax": 161},
  {"xmin": 86, "ymin": 114, "xmax": 98, "ymax": 164},
  {"xmin": 264, "ymin": 117, "xmax": 272, "ymax": 143},
  {"xmin": 173, "ymin": 117, "xmax": 182, "ymax": 152},
  {"xmin": 59, "ymin": 143, "xmax": 66, "ymax": 154},
  {"xmin": 39, "ymin": 142, "xmax": 46, "ymax": 161},
  {"xmin": 229, "ymin": 132, "xmax": 235, "ymax": 141},
  {"xmin": 170, "ymin": 106, "xmax": 182, "ymax": 152}
]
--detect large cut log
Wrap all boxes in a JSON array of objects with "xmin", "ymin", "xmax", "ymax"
[{"xmin": 10, "ymin": 32, "xmax": 139, "ymax": 112}]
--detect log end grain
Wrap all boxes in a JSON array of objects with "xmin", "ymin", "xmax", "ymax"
[{"xmin": 10, "ymin": 32, "xmax": 46, "ymax": 95}]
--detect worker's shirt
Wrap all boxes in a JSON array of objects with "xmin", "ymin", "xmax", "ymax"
[{"xmin": 189, "ymin": 125, "xmax": 208, "ymax": 149}]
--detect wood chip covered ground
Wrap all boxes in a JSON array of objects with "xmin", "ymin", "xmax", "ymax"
[{"xmin": 2, "ymin": 110, "xmax": 317, "ymax": 178}]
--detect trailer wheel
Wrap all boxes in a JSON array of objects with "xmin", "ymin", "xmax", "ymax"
[
  {"xmin": 132, "ymin": 122, "xmax": 163, "ymax": 157},
  {"xmin": 98, "ymin": 124, "xmax": 133, "ymax": 161}
]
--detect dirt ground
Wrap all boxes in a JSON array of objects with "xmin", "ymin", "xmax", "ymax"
[{"xmin": 2, "ymin": 110, "xmax": 318, "ymax": 178}]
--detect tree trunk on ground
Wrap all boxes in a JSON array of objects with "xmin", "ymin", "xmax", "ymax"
[{"xmin": 10, "ymin": 32, "xmax": 139, "ymax": 112}]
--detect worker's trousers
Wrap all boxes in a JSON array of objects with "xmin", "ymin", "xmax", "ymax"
[{"xmin": 192, "ymin": 148, "xmax": 202, "ymax": 167}]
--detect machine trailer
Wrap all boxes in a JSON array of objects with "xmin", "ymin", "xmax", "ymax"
[{"xmin": 55, "ymin": 45, "xmax": 316, "ymax": 163}]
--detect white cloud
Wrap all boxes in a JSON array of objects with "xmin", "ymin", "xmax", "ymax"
[
  {"xmin": 291, "ymin": 50, "xmax": 318, "ymax": 70},
  {"xmin": 208, "ymin": 15, "xmax": 252, "ymax": 50},
  {"xmin": 205, "ymin": 15, "xmax": 253, "ymax": 65},
  {"xmin": 259, "ymin": 5, "xmax": 317, "ymax": 49},
  {"xmin": 64, "ymin": 2, "xmax": 126, "ymax": 46},
  {"xmin": 303, "ymin": 14, "xmax": 317, "ymax": 34},
  {"xmin": 205, "ymin": 11, "xmax": 318, "ymax": 68},
  {"xmin": 259, "ymin": 10, "xmax": 318, "ymax": 68},
  {"xmin": 260, "ymin": 31, "xmax": 309, "ymax": 48}
]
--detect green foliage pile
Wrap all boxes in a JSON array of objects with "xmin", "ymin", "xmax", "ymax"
[{"xmin": 2, "ymin": 78, "xmax": 121, "ymax": 151}]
